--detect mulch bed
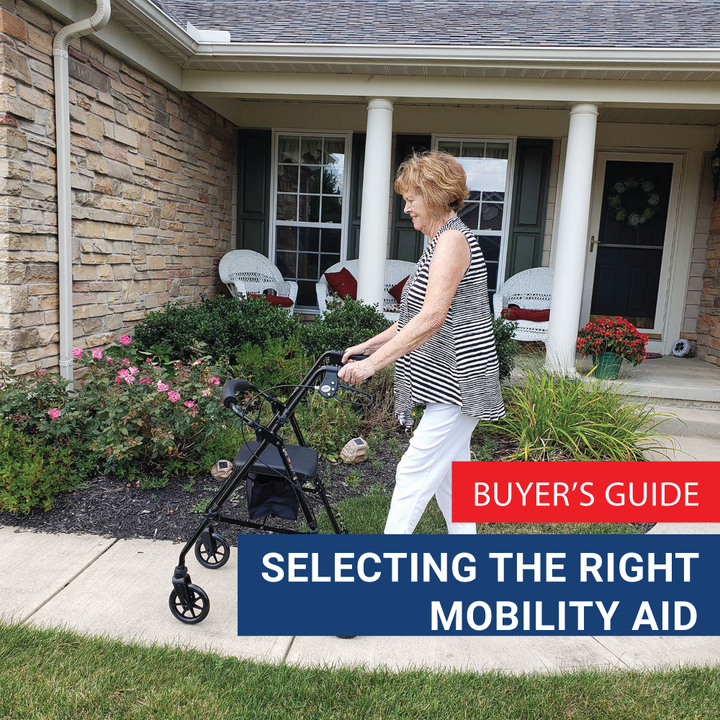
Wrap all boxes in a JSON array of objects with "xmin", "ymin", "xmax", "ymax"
[{"xmin": 0, "ymin": 431, "xmax": 653, "ymax": 541}]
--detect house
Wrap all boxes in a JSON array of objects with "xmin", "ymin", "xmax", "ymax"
[{"xmin": 1, "ymin": 0, "xmax": 719, "ymax": 379}]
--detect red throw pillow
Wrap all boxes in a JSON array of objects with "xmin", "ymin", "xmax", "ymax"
[
  {"xmin": 325, "ymin": 267, "xmax": 357, "ymax": 300},
  {"xmin": 388, "ymin": 275, "xmax": 410, "ymax": 304},
  {"xmin": 248, "ymin": 293, "xmax": 294, "ymax": 308},
  {"xmin": 501, "ymin": 304, "xmax": 550, "ymax": 322}
]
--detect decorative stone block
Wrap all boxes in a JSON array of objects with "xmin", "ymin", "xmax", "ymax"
[{"xmin": 340, "ymin": 438, "xmax": 369, "ymax": 464}]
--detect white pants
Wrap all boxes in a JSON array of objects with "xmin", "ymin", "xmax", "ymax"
[{"xmin": 385, "ymin": 403, "xmax": 478, "ymax": 535}]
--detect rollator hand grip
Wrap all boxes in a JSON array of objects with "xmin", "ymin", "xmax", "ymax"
[
  {"xmin": 344, "ymin": 353, "xmax": 369, "ymax": 363},
  {"xmin": 221, "ymin": 378, "xmax": 250, "ymax": 408}
]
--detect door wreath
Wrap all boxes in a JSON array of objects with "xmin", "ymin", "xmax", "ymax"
[{"xmin": 606, "ymin": 176, "xmax": 661, "ymax": 228}]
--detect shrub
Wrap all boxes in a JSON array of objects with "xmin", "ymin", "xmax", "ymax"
[
  {"xmin": 71, "ymin": 343, "xmax": 230, "ymax": 483},
  {"xmin": 233, "ymin": 336, "xmax": 308, "ymax": 392},
  {"xmin": 301, "ymin": 297, "xmax": 392, "ymax": 358},
  {"xmin": 0, "ymin": 422, "xmax": 85, "ymax": 514},
  {"xmin": 491, "ymin": 315, "xmax": 521, "ymax": 383},
  {"xmin": 132, "ymin": 295, "xmax": 301, "ymax": 363},
  {"xmin": 478, "ymin": 371, "xmax": 672, "ymax": 461}
]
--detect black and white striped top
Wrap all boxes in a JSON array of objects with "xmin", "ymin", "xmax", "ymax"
[{"xmin": 394, "ymin": 216, "xmax": 506, "ymax": 427}]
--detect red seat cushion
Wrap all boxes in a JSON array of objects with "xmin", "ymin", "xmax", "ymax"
[
  {"xmin": 324, "ymin": 267, "xmax": 357, "ymax": 300},
  {"xmin": 248, "ymin": 293, "xmax": 294, "ymax": 308},
  {"xmin": 388, "ymin": 275, "xmax": 410, "ymax": 304},
  {"xmin": 501, "ymin": 304, "xmax": 550, "ymax": 322}
]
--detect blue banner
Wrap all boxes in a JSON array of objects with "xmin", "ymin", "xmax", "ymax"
[{"xmin": 236, "ymin": 534, "xmax": 720, "ymax": 636}]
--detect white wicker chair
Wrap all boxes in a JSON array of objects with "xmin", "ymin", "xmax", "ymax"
[
  {"xmin": 219, "ymin": 250, "xmax": 298, "ymax": 310},
  {"xmin": 316, "ymin": 259, "xmax": 417, "ymax": 322},
  {"xmin": 493, "ymin": 267, "xmax": 554, "ymax": 342}
]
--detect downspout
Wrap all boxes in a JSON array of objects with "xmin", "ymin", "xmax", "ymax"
[{"xmin": 53, "ymin": 0, "xmax": 112, "ymax": 381}]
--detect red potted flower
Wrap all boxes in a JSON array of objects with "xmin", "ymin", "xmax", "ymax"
[{"xmin": 576, "ymin": 316, "xmax": 648, "ymax": 379}]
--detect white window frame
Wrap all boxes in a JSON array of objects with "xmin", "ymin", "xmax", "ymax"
[
  {"xmin": 432, "ymin": 134, "xmax": 517, "ymax": 292},
  {"xmin": 270, "ymin": 129, "xmax": 353, "ymax": 311}
]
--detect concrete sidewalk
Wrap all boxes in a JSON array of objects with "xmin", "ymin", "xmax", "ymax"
[{"xmin": 2, "ymin": 517, "xmax": 719, "ymax": 675}]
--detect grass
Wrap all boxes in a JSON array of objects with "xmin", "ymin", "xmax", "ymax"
[
  {"xmin": 479, "ymin": 371, "xmax": 673, "ymax": 461},
  {"xmin": 319, "ymin": 493, "xmax": 644, "ymax": 535},
  {"xmin": 1, "ymin": 622, "xmax": 718, "ymax": 720}
]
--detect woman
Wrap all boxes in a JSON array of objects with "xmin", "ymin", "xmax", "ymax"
[{"xmin": 338, "ymin": 150, "xmax": 505, "ymax": 534}]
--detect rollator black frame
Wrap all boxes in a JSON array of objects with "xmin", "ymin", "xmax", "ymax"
[{"xmin": 169, "ymin": 349, "xmax": 371, "ymax": 624}]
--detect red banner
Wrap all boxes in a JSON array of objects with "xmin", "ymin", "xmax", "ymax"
[{"xmin": 451, "ymin": 462, "xmax": 720, "ymax": 523}]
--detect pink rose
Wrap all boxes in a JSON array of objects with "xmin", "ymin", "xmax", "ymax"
[
  {"xmin": 119, "ymin": 335, "xmax": 132, "ymax": 346},
  {"xmin": 105, "ymin": 356, "xmax": 114, "ymax": 363},
  {"xmin": 139, "ymin": 377, "xmax": 152, "ymax": 385},
  {"xmin": 157, "ymin": 382, "xmax": 169, "ymax": 392},
  {"xmin": 167, "ymin": 391, "xmax": 181, "ymax": 403},
  {"xmin": 48, "ymin": 408, "xmax": 61, "ymax": 420},
  {"xmin": 118, "ymin": 368, "xmax": 130, "ymax": 378},
  {"xmin": 115, "ymin": 376, "xmax": 122, "ymax": 383},
  {"xmin": 184, "ymin": 400, "xmax": 195, "ymax": 408},
  {"xmin": 122, "ymin": 358, "xmax": 130, "ymax": 366},
  {"xmin": 36, "ymin": 368, "xmax": 47, "ymax": 376},
  {"xmin": 201, "ymin": 389, "xmax": 212, "ymax": 397},
  {"xmin": 192, "ymin": 359, "xmax": 202, "ymax": 366},
  {"xmin": 123, "ymin": 374, "xmax": 135, "ymax": 384},
  {"xmin": 146, "ymin": 358, "xmax": 153, "ymax": 363},
  {"xmin": 91, "ymin": 348, "xmax": 103, "ymax": 360},
  {"xmin": 129, "ymin": 366, "xmax": 139, "ymax": 375},
  {"xmin": 71, "ymin": 348, "xmax": 83, "ymax": 359},
  {"xmin": 209, "ymin": 376, "xmax": 220, "ymax": 385}
]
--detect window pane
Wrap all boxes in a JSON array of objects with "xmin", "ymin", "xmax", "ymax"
[
  {"xmin": 477, "ymin": 235, "xmax": 501, "ymax": 262},
  {"xmin": 276, "ymin": 251, "xmax": 297, "ymax": 277},
  {"xmin": 276, "ymin": 194, "xmax": 297, "ymax": 221},
  {"xmin": 298, "ymin": 227, "xmax": 320, "ymax": 252},
  {"xmin": 462, "ymin": 143, "xmax": 485, "ymax": 158},
  {"xmin": 320, "ymin": 253, "xmax": 340, "ymax": 275},
  {"xmin": 297, "ymin": 280, "xmax": 317, "ymax": 307},
  {"xmin": 323, "ymin": 138, "xmax": 345, "ymax": 164},
  {"xmin": 480, "ymin": 203, "xmax": 503, "ymax": 232},
  {"xmin": 321, "ymin": 229, "xmax": 341, "ymax": 253},
  {"xmin": 297, "ymin": 252, "xmax": 319, "ymax": 280},
  {"xmin": 278, "ymin": 136, "xmax": 299, "ymax": 164},
  {"xmin": 321, "ymin": 196, "xmax": 342, "ymax": 224},
  {"xmin": 459, "ymin": 202, "xmax": 479, "ymax": 229},
  {"xmin": 322, "ymin": 166, "xmax": 343, "ymax": 195},
  {"xmin": 486, "ymin": 143, "xmax": 508, "ymax": 159},
  {"xmin": 277, "ymin": 226, "xmax": 297, "ymax": 251},
  {"xmin": 301, "ymin": 137, "xmax": 323, "ymax": 164},
  {"xmin": 439, "ymin": 142, "xmax": 461, "ymax": 157},
  {"xmin": 278, "ymin": 165, "xmax": 298, "ymax": 193},
  {"xmin": 298, "ymin": 195, "xmax": 320, "ymax": 222},
  {"xmin": 300, "ymin": 166, "xmax": 322, "ymax": 193},
  {"xmin": 483, "ymin": 191, "xmax": 505, "ymax": 202}
]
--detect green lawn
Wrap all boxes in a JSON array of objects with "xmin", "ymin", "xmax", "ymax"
[
  {"xmin": 321, "ymin": 493, "xmax": 645, "ymax": 535},
  {"xmin": 1, "ymin": 623, "xmax": 718, "ymax": 720}
]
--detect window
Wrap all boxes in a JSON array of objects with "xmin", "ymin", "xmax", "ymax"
[
  {"xmin": 435, "ymin": 138, "xmax": 515, "ymax": 294},
  {"xmin": 272, "ymin": 133, "xmax": 350, "ymax": 309}
]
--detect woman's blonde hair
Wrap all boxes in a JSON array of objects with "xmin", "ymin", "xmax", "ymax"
[{"xmin": 394, "ymin": 150, "xmax": 470, "ymax": 217}]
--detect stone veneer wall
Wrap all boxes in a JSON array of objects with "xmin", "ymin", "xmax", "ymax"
[
  {"xmin": 696, "ymin": 186, "xmax": 720, "ymax": 365},
  {"xmin": 0, "ymin": 0, "xmax": 236, "ymax": 375}
]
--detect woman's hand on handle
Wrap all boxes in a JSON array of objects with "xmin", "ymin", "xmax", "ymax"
[
  {"xmin": 338, "ymin": 357, "xmax": 377, "ymax": 385},
  {"xmin": 342, "ymin": 343, "xmax": 368, "ymax": 365}
]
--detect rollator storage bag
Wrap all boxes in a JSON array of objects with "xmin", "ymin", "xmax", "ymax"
[{"xmin": 233, "ymin": 441, "xmax": 319, "ymax": 521}]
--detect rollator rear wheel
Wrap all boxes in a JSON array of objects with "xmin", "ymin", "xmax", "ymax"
[
  {"xmin": 194, "ymin": 532, "xmax": 230, "ymax": 569},
  {"xmin": 169, "ymin": 584, "xmax": 210, "ymax": 624}
]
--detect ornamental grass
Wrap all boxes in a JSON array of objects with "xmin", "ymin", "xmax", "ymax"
[{"xmin": 477, "ymin": 371, "xmax": 674, "ymax": 461}]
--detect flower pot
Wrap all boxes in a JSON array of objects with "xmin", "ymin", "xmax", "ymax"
[{"xmin": 593, "ymin": 352, "xmax": 622, "ymax": 380}]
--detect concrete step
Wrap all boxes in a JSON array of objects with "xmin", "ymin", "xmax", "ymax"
[
  {"xmin": 642, "ymin": 435, "xmax": 720, "ymax": 461},
  {"xmin": 649, "ymin": 405, "xmax": 720, "ymax": 439}
]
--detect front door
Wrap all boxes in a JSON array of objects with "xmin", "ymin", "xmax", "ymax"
[{"xmin": 581, "ymin": 153, "xmax": 682, "ymax": 346}]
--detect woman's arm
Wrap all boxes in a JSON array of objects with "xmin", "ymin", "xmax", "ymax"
[
  {"xmin": 339, "ymin": 229, "xmax": 469, "ymax": 383},
  {"xmin": 342, "ymin": 322, "xmax": 398, "ymax": 363}
]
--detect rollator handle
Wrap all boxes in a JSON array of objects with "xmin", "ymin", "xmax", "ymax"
[
  {"xmin": 221, "ymin": 378, "xmax": 250, "ymax": 408},
  {"xmin": 344, "ymin": 353, "xmax": 369, "ymax": 363}
]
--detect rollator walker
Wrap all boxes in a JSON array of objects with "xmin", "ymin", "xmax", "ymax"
[{"xmin": 169, "ymin": 350, "xmax": 372, "ymax": 624}]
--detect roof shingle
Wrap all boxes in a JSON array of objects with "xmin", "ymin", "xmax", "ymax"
[{"xmin": 149, "ymin": 1, "xmax": 720, "ymax": 48}]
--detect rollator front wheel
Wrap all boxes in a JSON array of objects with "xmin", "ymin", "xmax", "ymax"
[
  {"xmin": 169, "ymin": 583, "xmax": 210, "ymax": 624},
  {"xmin": 194, "ymin": 532, "xmax": 230, "ymax": 569}
]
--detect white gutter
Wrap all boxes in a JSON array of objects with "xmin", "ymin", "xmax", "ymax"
[{"xmin": 53, "ymin": 0, "xmax": 111, "ymax": 382}]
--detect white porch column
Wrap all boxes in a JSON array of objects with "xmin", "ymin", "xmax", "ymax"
[
  {"xmin": 357, "ymin": 98, "xmax": 394, "ymax": 309},
  {"xmin": 545, "ymin": 102, "xmax": 599, "ymax": 375}
]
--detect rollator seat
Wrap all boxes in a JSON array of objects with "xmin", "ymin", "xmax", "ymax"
[{"xmin": 233, "ymin": 441, "xmax": 318, "ymax": 481}]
